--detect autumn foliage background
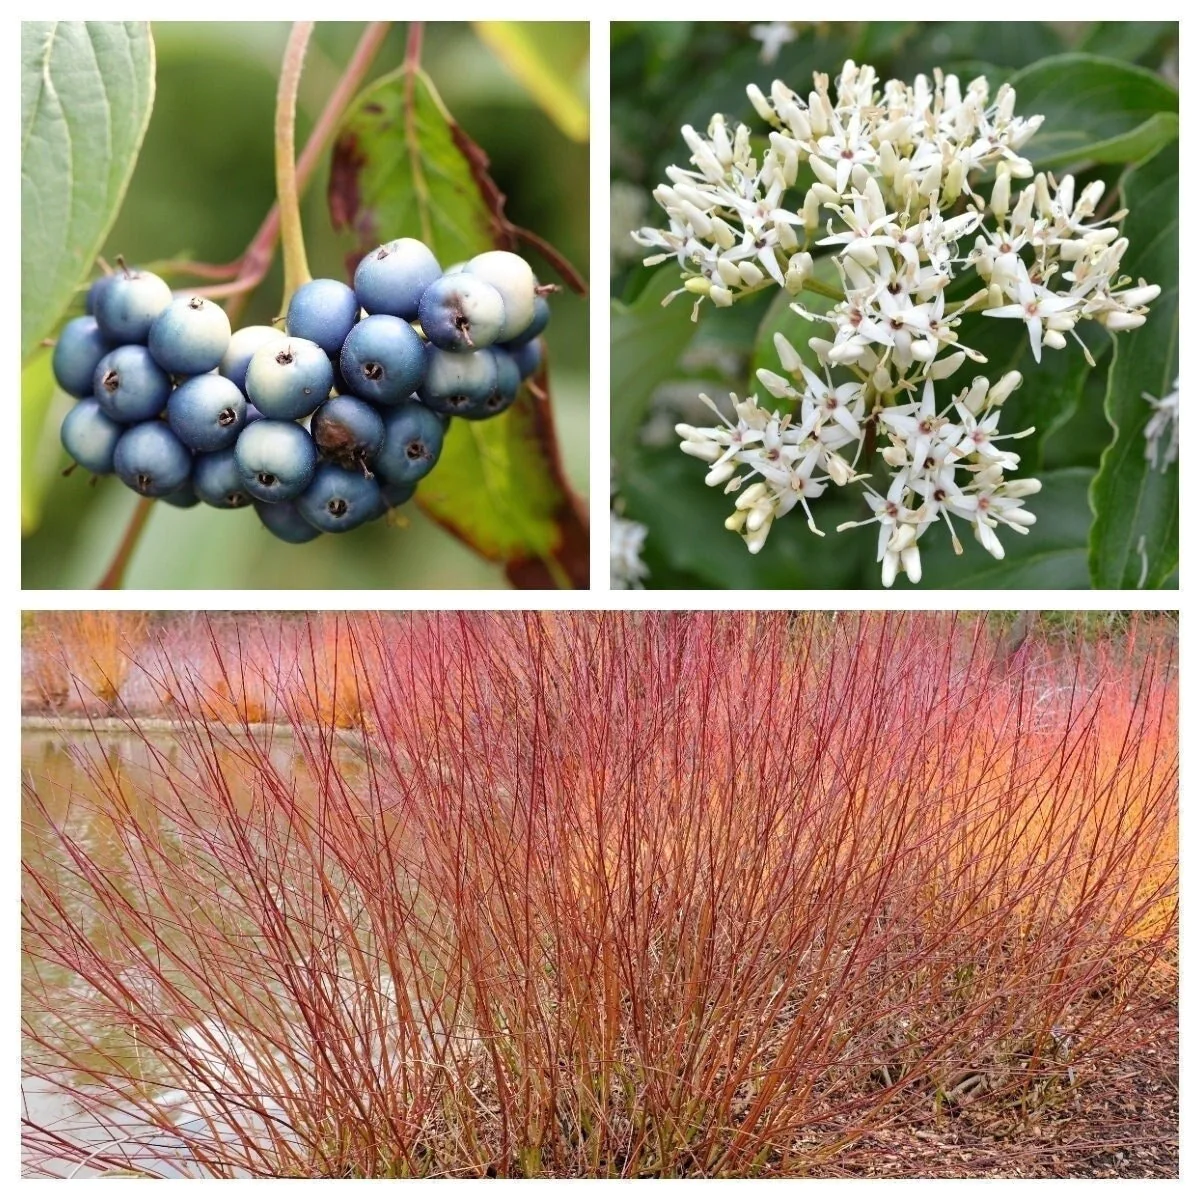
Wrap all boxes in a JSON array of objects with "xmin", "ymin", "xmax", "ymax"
[{"xmin": 22, "ymin": 611, "xmax": 1177, "ymax": 1177}]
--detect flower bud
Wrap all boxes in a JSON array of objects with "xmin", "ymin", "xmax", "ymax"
[
  {"xmin": 756, "ymin": 369, "xmax": 794, "ymax": 399},
  {"xmin": 1120, "ymin": 285, "xmax": 1161, "ymax": 308},
  {"xmin": 746, "ymin": 83, "xmax": 774, "ymax": 124},
  {"xmin": 987, "ymin": 370, "xmax": 1023, "ymax": 407},
  {"xmin": 738, "ymin": 261, "xmax": 765, "ymax": 287},
  {"xmin": 705, "ymin": 460, "xmax": 737, "ymax": 487},
  {"xmin": 773, "ymin": 332, "xmax": 804, "ymax": 374},
  {"xmin": 1003, "ymin": 477, "xmax": 1042, "ymax": 498},
  {"xmin": 1100, "ymin": 311, "xmax": 1145, "ymax": 331}
]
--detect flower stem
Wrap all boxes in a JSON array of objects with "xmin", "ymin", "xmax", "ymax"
[
  {"xmin": 276, "ymin": 21, "xmax": 316, "ymax": 314},
  {"xmin": 217, "ymin": 21, "xmax": 391, "ymax": 325},
  {"xmin": 96, "ymin": 498, "xmax": 154, "ymax": 589},
  {"xmin": 802, "ymin": 274, "xmax": 843, "ymax": 301}
]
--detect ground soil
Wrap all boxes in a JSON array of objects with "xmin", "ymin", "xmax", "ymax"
[{"xmin": 822, "ymin": 1002, "xmax": 1178, "ymax": 1178}]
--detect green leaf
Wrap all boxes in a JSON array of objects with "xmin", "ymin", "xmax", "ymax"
[
  {"xmin": 21, "ymin": 21, "xmax": 156, "ymax": 360},
  {"xmin": 473, "ymin": 22, "xmax": 588, "ymax": 142},
  {"xmin": 955, "ymin": 312, "xmax": 1110, "ymax": 470},
  {"xmin": 1078, "ymin": 22, "xmax": 1177, "ymax": 66},
  {"xmin": 748, "ymin": 257, "xmax": 841, "ymax": 395},
  {"xmin": 330, "ymin": 65, "xmax": 495, "ymax": 262},
  {"xmin": 21, "ymin": 348, "xmax": 68, "ymax": 534},
  {"xmin": 329, "ymin": 65, "xmax": 587, "ymax": 588},
  {"xmin": 610, "ymin": 267, "xmax": 700, "ymax": 458},
  {"xmin": 622, "ymin": 441, "xmax": 869, "ymax": 590},
  {"xmin": 1088, "ymin": 143, "xmax": 1178, "ymax": 589},
  {"xmin": 1009, "ymin": 53, "xmax": 1178, "ymax": 169}
]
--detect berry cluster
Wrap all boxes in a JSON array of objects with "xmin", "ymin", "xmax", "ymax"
[{"xmin": 54, "ymin": 241, "xmax": 550, "ymax": 542}]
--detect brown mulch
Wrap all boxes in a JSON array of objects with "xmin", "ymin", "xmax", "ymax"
[{"xmin": 821, "ymin": 1010, "xmax": 1178, "ymax": 1178}]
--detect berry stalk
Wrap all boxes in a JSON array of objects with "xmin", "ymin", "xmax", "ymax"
[
  {"xmin": 97, "ymin": 497, "xmax": 154, "ymax": 589},
  {"xmin": 276, "ymin": 22, "xmax": 316, "ymax": 314}
]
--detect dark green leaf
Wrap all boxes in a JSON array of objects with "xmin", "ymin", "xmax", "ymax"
[
  {"xmin": 954, "ymin": 313, "xmax": 1110, "ymax": 471},
  {"xmin": 889, "ymin": 23, "xmax": 1063, "ymax": 78},
  {"xmin": 1088, "ymin": 142, "xmax": 1178, "ymax": 589},
  {"xmin": 622, "ymin": 441, "xmax": 869, "ymax": 590},
  {"xmin": 1079, "ymin": 22, "xmax": 1177, "ymax": 66},
  {"xmin": 329, "ymin": 66, "xmax": 587, "ymax": 587},
  {"xmin": 611, "ymin": 267, "xmax": 701, "ymax": 458},
  {"xmin": 21, "ymin": 21, "xmax": 156, "ymax": 360},
  {"xmin": 1009, "ymin": 53, "xmax": 1178, "ymax": 169}
]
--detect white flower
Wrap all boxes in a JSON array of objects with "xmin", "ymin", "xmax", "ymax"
[
  {"xmin": 611, "ymin": 514, "xmax": 650, "ymax": 589},
  {"xmin": 750, "ymin": 22, "xmax": 796, "ymax": 64},
  {"xmin": 982, "ymin": 259, "xmax": 1081, "ymax": 362},
  {"xmin": 1143, "ymin": 376, "xmax": 1179, "ymax": 472}
]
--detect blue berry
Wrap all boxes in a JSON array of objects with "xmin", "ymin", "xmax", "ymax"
[
  {"xmin": 255, "ymin": 498, "xmax": 322, "ymax": 543},
  {"xmin": 192, "ymin": 448, "xmax": 253, "ymax": 509},
  {"xmin": 286, "ymin": 278, "xmax": 360, "ymax": 357},
  {"xmin": 502, "ymin": 295, "xmax": 550, "ymax": 350},
  {"xmin": 234, "ymin": 420, "xmax": 318, "ymax": 502},
  {"xmin": 353, "ymin": 238, "xmax": 441, "ymax": 320},
  {"xmin": 113, "ymin": 422, "xmax": 192, "ymax": 497},
  {"xmin": 460, "ymin": 348, "xmax": 520, "ymax": 421},
  {"xmin": 93, "ymin": 266, "xmax": 173, "ymax": 344},
  {"xmin": 339, "ymin": 315, "xmax": 425, "ymax": 405},
  {"xmin": 53, "ymin": 317, "xmax": 113, "ymax": 398},
  {"xmin": 167, "ymin": 374, "xmax": 247, "ymax": 452},
  {"xmin": 418, "ymin": 274, "xmax": 505, "ymax": 351},
  {"xmin": 511, "ymin": 337, "xmax": 543, "ymax": 379},
  {"xmin": 60, "ymin": 399, "xmax": 123, "ymax": 474},
  {"xmin": 93, "ymin": 345, "xmax": 172, "ymax": 423},
  {"xmin": 296, "ymin": 463, "xmax": 384, "ymax": 533},
  {"xmin": 160, "ymin": 481, "xmax": 200, "ymax": 508},
  {"xmin": 148, "ymin": 296, "xmax": 232, "ymax": 376},
  {"xmin": 464, "ymin": 251, "xmax": 536, "ymax": 341},
  {"xmin": 417, "ymin": 344, "xmax": 498, "ymax": 416},
  {"xmin": 374, "ymin": 400, "xmax": 445, "ymax": 485},
  {"xmin": 245, "ymin": 337, "xmax": 333, "ymax": 420},
  {"xmin": 220, "ymin": 325, "xmax": 286, "ymax": 393},
  {"xmin": 85, "ymin": 274, "xmax": 118, "ymax": 316},
  {"xmin": 311, "ymin": 395, "xmax": 385, "ymax": 470}
]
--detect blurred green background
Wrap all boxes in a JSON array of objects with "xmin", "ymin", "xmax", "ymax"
[
  {"xmin": 24, "ymin": 21, "xmax": 589, "ymax": 590},
  {"xmin": 610, "ymin": 21, "xmax": 1178, "ymax": 590}
]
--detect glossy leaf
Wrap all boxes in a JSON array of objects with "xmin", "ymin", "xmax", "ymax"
[
  {"xmin": 1078, "ymin": 22, "xmax": 1177, "ymax": 66},
  {"xmin": 622, "ymin": 441, "xmax": 870, "ymax": 590},
  {"xmin": 329, "ymin": 65, "xmax": 587, "ymax": 588},
  {"xmin": 21, "ymin": 22, "xmax": 156, "ymax": 360},
  {"xmin": 473, "ymin": 22, "xmax": 589, "ymax": 142},
  {"xmin": 1088, "ymin": 142, "xmax": 1178, "ymax": 589},
  {"xmin": 610, "ymin": 268, "xmax": 700, "ymax": 458},
  {"xmin": 1009, "ymin": 53, "xmax": 1178, "ymax": 169}
]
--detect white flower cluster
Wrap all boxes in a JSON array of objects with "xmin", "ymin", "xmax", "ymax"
[
  {"xmin": 1143, "ymin": 376, "xmax": 1179, "ymax": 472},
  {"xmin": 635, "ymin": 59, "xmax": 1161, "ymax": 584}
]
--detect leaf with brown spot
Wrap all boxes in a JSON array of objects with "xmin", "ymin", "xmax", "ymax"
[{"xmin": 329, "ymin": 63, "xmax": 588, "ymax": 588}]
